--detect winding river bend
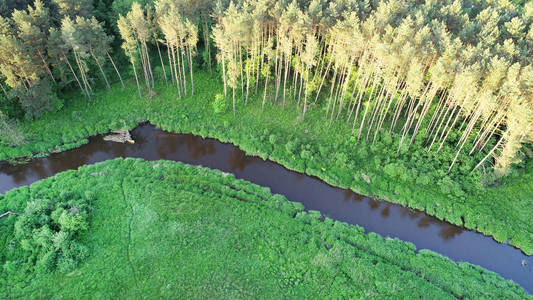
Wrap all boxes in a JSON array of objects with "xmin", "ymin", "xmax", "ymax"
[{"xmin": 1, "ymin": 123, "xmax": 531, "ymax": 293}]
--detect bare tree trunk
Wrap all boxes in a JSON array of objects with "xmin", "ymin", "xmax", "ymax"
[
  {"xmin": 131, "ymin": 60, "xmax": 142, "ymax": 98},
  {"xmin": 282, "ymin": 53, "xmax": 291, "ymax": 109},
  {"xmin": 180, "ymin": 46, "xmax": 187, "ymax": 95},
  {"xmin": 325, "ymin": 64, "xmax": 338, "ymax": 118},
  {"xmin": 436, "ymin": 105, "xmax": 463, "ymax": 153},
  {"xmin": 337, "ymin": 63, "xmax": 354, "ymax": 121},
  {"xmin": 0, "ymin": 82, "xmax": 7, "ymax": 99},
  {"xmin": 233, "ymin": 87, "xmax": 236, "ymax": 117},
  {"xmin": 373, "ymin": 81, "xmax": 402, "ymax": 144},
  {"xmin": 143, "ymin": 42, "xmax": 154, "ymax": 88},
  {"xmin": 302, "ymin": 66, "xmax": 310, "ymax": 121},
  {"xmin": 188, "ymin": 46, "xmax": 194, "ymax": 95},
  {"xmin": 138, "ymin": 42, "xmax": 151, "ymax": 94},
  {"xmin": 171, "ymin": 45, "xmax": 181, "ymax": 98},
  {"xmin": 262, "ymin": 64, "xmax": 269, "ymax": 112},
  {"xmin": 473, "ymin": 131, "xmax": 507, "ymax": 171},
  {"xmin": 90, "ymin": 49, "xmax": 111, "ymax": 91},
  {"xmin": 221, "ymin": 52, "xmax": 227, "ymax": 100},
  {"xmin": 314, "ymin": 59, "xmax": 332, "ymax": 104},
  {"xmin": 448, "ymin": 111, "xmax": 480, "ymax": 173},
  {"xmin": 366, "ymin": 82, "xmax": 387, "ymax": 140},
  {"xmin": 73, "ymin": 51, "xmax": 92, "ymax": 100},
  {"xmin": 330, "ymin": 65, "xmax": 347, "ymax": 127},
  {"xmin": 156, "ymin": 41, "xmax": 169, "ymax": 88},
  {"xmin": 202, "ymin": 17, "xmax": 212, "ymax": 73},
  {"xmin": 38, "ymin": 50, "xmax": 56, "ymax": 84},
  {"xmin": 245, "ymin": 52, "xmax": 250, "ymax": 104},
  {"xmin": 106, "ymin": 51, "xmax": 125, "ymax": 89},
  {"xmin": 239, "ymin": 46, "xmax": 244, "ymax": 99},
  {"xmin": 359, "ymin": 72, "xmax": 379, "ymax": 138},
  {"xmin": 62, "ymin": 53, "xmax": 86, "ymax": 97},
  {"xmin": 166, "ymin": 42, "xmax": 175, "ymax": 86},
  {"xmin": 351, "ymin": 64, "xmax": 374, "ymax": 130}
]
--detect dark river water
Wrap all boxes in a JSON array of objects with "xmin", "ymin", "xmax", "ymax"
[{"xmin": 0, "ymin": 123, "xmax": 531, "ymax": 293}]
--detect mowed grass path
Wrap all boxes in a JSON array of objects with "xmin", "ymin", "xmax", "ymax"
[{"xmin": 0, "ymin": 158, "xmax": 529, "ymax": 299}]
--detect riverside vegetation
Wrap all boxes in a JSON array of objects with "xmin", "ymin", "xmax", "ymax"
[
  {"xmin": 0, "ymin": 158, "xmax": 530, "ymax": 298},
  {"xmin": 0, "ymin": 71, "xmax": 532, "ymax": 256},
  {"xmin": 0, "ymin": 0, "xmax": 532, "ymax": 280}
]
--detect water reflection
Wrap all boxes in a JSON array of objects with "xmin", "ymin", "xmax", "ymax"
[
  {"xmin": 185, "ymin": 135, "xmax": 215, "ymax": 159},
  {"xmin": 368, "ymin": 198, "xmax": 380, "ymax": 210},
  {"xmin": 381, "ymin": 204, "xmax": 391, "ymax": 217},
  {"xmin": 417, "ymin": 216, "xmax": 464, "ymax": 241},
  {"xmin": 228, "ymin": 148, "xmax": 254, "ymax": 171}
]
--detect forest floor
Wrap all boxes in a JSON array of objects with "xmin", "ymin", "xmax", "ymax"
[
  {"xmin": 0, "ymin": 158, "xmax": 529, "ymax": 299},
  {"xmin": 0, "ymin": 70, "xmax": 532, "ymax": 255}
]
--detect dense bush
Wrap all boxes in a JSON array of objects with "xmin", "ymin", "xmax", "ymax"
[
  {"xmin": 212, "ymin": 93, "xmax": 226, "ymax": 114},
  {"xmin": 5, "ymin": 190, "xmax": 92, "ymax": 274},
  {"xmin": 0, "ymin": 112, "xmax": 26, "ymax": 147}
]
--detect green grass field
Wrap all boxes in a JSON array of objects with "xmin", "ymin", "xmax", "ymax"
[
  {"xmin": 0, "ymin": 158, "xmax": 529, "ymax": 299},
  {"xmin": 0, "ymin": 70, "xmax": 532, "ymax": 254}
]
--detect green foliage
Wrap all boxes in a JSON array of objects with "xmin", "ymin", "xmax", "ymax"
[
  {"xmin": 9, "ymin": 191, "xmax": 91, "ymax": 274},
  {"xmin": 212, "ymin": 93, "xmax": 225, "ymax": 114},
  {"xmin": 0, "ymin": 111, "xmax": 26, "ymax": 147},
  {"xmin": 0, "ymin": 158, "xmax": 528, "ymax": 298},
  {"xmin": 11, "ymin": 80, "xmax": 59, "ymax": 120}
]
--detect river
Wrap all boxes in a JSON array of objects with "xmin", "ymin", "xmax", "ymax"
[{"xmin": 0, "ymin": 123, "xmax": 531, "ymax": 293}]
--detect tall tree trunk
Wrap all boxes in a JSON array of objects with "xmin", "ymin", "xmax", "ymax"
[
  {"xmin": 337, "ymin": 63, "xmax": 354, "ymax": 120},
  {"xmin": 0, "ymin": 82, "xmax": 7, "ymax": 99},
  {"xmin": 188, "ymin": 46, "xmax": 194, "ymax": 95},
  {"xmin": 166, "ymin": 42, "xmax": 175, "ymax": 86},
  {"xmin": 314, "ymin": 58, "xmax": 332, "ymax": 104},
  {"xmin": 302, "ymin": 66, "xmax": 310, "ymax": 121},
  {"xmin": 156, "ymin": 41, "xmax": 169, "ymax": 88},
  {"xmin": 138, "ymin": 42, "xmax": 151, "ymax": 94},
  {"xmin": 245, "ymin": 52, "xmax": 250, "ymax": 104},
  {"xmin": 171, "ymin": 45, "xmax": 181, "ymax": 98},
  {"xmin": 38, "ymin": 50, "xmax": 56, "ymax": 84},
  {"xmin": 359, "ymin": 72, "xmax": 379, "ymax": 138},
  {"xmin": 90, "ymin": 49, "xmax": 111, "ymax": 91},
  {"xmin": 106, "ymin": 51, "xmax": 125, "ymax": 89},
  {"xmin": 131, "ymin": 60, "xmax": 142, "ymax": 98},
  {"xmin": 262, "ymin": 64, "xmax": 269, "ymax": 112},
  {"xmin": 221, "ymin": 52, "xmax": 227, "ymax": 100},
  {"xmin": 282, "ymin": 53, "xmax": 290, "ymax": 109},
  {"xmin": 143, "ymin": 42, "xmax": 154, "ymax": 88},
  {"xmin": 472, "ymin": 131, "xmax": 507, "ymax": 171},
  {"xmin": 233, "ymin": 87, "xmax": 236, "ymax": 117},
  {"xmin": 73, "ymin": 51, "xmax": 92, "ymax": 100},
  {"xmin": 325, "ymin": 64, "xmax": 338, "ymax": 118},
  {"xmin": 239, "ymin": 46, "xmax": 244, "ymax": 99},
  {"xmin": 180, "ymin": 46, "xmax": 187, "ymax": 95},
  {"xmin": 351, "ymin": 65, "xmax": 375, "ymax": 131},
  {"xmin": 62, "ymin": 53, "xmax": 86, "ymax": 97},
  {"xmin": 202, "ymin": 17, "xmax": 212, "ymax": 73}
]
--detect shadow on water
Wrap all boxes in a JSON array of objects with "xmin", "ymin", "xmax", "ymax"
[{"xmin": 0, "ymin": 123, "xmax": 531, "ymax": 293}]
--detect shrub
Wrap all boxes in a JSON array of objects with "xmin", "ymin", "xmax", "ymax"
[
  {"xmin": 0, "ymin": 112, "xmax": 26, "ymax": 147},
  {"xmin": 212, "ymin": 93, "xmax": 226, "ymax": 114},
  {"xmin": 8, "ymin": 193, "xmax": 92, "ymax": 274}
]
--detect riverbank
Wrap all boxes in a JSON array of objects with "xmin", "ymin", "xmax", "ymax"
[
  {"xmin": 0, "ymin": 158, "xmax": 529, "ymax": 298},
  {"xmin": 0, "ymin": 71, "xmax": 532, "ymax": 254}
]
